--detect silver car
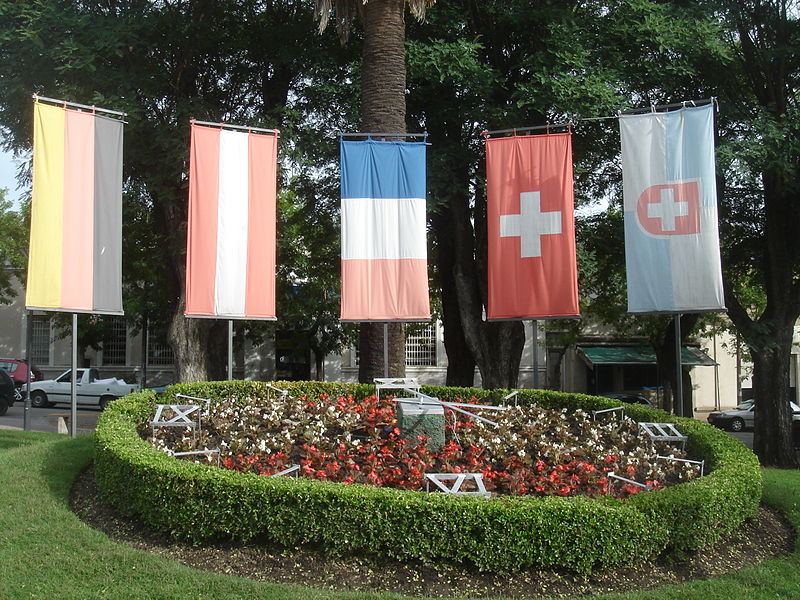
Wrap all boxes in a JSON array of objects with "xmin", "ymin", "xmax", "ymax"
[{"xmin": 708, "ymin": 400, "xmax": 800, "ymax": 432}]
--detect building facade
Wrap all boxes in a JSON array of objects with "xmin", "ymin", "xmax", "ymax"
[{"xmin": 2, "ymin": 280, "xmax": 797, "ymax": 414}]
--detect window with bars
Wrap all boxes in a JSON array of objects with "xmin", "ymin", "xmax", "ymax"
[
  {"xmin": 102, "ymin": 317, "xmax": 127, "ymax": 366},
  {"xmin": 405, "ymin": 323, "xmax": 437, "ymax": 366},
  {"xmin": 30, "ymin": 316, "xmax": 51, "ymax": 365},
  {"xmin": 147, "ymin": 328, "xmax": 175, "ymax": 366},
  {"xmin": 349, "ymin": 324, "xmax": 439, "ymax": 367}
]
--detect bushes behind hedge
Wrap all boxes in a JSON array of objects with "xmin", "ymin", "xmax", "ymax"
[{"xmin": 94, "ymin": 381, "xmax": 761, "ymax": 573}]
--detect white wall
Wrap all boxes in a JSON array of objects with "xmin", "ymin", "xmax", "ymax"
[{"xmin": 693, "ymin": 331, "xmax": 740, "ymax": 411}]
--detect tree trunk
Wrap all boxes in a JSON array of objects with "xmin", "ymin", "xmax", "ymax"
[
  {"xmin": 357, "ymin": 322, "xmax": 405, "ymax": 380},
  {"xmin": 449, "ymin": 172, "xmax": 525, "ymax": 389},
  {"xmin": 356, "ymin": 0, "xmax": 409, "ymax": 382},
  {"xmin": 751, "ymin": 335, "xmax": 797, "ymax": 467},
  {"xmin": 725, "ymin": 288, "xmax": 800, "ymax": 468},
  {"xmin": 206, "ymin": 320, "xmax": 229, "ymax": 380},
  {"xmin": 652, "ymin": 313, "xmax": 700, "ymax": 416},
  {"xmin": 720, "ymin": 5, "xmax": 800, "ymax": 467},
  {"xmin": 168, "ymin": 299, "xmax": 211, "ymax": 382},
  {"xmin": 722, "ymin": 169, "xmax": 800, "ymax": 467},
  {"xmin": 434, "ymin": 209, "xmax": 476, "ymax": 386},
  {"xmin": 429, "ymin": 142, "xmax": 476, "ymax": 386},
  {"xmin": 311, "ymin": 344, "xmax": 325, "ymax": 381},
  {"xmin": 680, "ymin": 367, "xmax": 693, "ymax": 419}
]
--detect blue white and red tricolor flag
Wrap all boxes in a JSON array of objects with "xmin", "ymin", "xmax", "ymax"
[
  {"xmin": 339, "ymin": 139, "xmax": 430, "ymax": 321},
  {"xmin": 620, "ymin": 104, "xmax": 725, "ymax": 313}
]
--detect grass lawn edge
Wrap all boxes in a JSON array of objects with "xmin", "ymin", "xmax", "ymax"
[{"xmin": 0, "ymin": 429, "xmax": 796, "ymax": 600}]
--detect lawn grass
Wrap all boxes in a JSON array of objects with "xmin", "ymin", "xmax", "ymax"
[{"xmin": 0, "ymin": 430, "xmax": 797, "ymax": 600}]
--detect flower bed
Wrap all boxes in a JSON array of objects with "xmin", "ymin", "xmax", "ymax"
[
  {"xmin": 150, "ymin": 393, "xmax": 700, "ymax": 498},
  {"xmin": 94, "ymin": 381, "xmax": 761, "ymax": 573}
]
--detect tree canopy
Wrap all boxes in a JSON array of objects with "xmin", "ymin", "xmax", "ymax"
[{"xmin": 0, "ymin": 0, "xmax": 797, "ymax": 464}]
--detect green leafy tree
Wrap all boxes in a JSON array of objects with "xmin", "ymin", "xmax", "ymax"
[
  {"xmin": 713, "ymin": 0, "xmax": 800, "ymax": 467},
  {"xmin": 0, "ymin": 0, "xmax": 351, "ymax": 382},
  {"xmin": 404, "ymin": 0, "xmax": 727, "ymax": 389},
  {"xmin": 277, "ymin": 180, "xmax": 357, "ymax": 379},
  {"xmin": 0, "ymin": 191, "xmax": 27, "ymax": 304}
]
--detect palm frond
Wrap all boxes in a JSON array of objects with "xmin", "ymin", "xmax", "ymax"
[
  {"xmin": 407, "ymin": 0, "xmax": 436, "ymax": 22},
  {"xmin": 314, "ymin": 0, "xmax": 360, "ymax": 41},
  {"xmin": 314, "ymin": 0, "xmax": 437, "ymax": 42}
]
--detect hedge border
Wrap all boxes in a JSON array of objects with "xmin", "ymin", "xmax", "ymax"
[{"xmin": 93, "ymin": 381, "xmax": 761, "ymax": 572}]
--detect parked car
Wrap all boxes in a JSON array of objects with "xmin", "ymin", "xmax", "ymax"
[
  {"xmin": 602, "ymin": 392, "xmax": 655, "ymax": 407},
  {"xmin": 707, "ymin": 400, "xmax": 800, "ymax": 432},
  {"xmin": 28, "ymin": 368, "xmax": 139, "ymax": 410},
  {"xmin": 0, "ymin": 358, "xmax": 43, "ymax": 388},
  {"xmin": 0, "ymin": 368, "xmax": 17, "ymax": 416}
]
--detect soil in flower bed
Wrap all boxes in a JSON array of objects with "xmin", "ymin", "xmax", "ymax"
[
  {"xmin": 147, "ymin": 394, "xmax": 701, "ymax": 498},
  {"xmin": 73, "ymin": 465, "xmax": 794, "ymax": 599}
]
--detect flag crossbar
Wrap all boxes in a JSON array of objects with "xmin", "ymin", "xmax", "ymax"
[
  {"xmin": 339, "ymin": 131, "xmax": 427, "ymax": 139},
  {"xmin": 483, "ymin": 122, "xmax": 572, "ymax": 137},
  {"xmin": 32, "ymin": 94, "xmax": 126, "ymax": 118},
  {"xmin": 190, "ymin": 119, "xmax": 278, "ymax": 135},
  {"xmin": 482, "ymin": 97, "xmax": 717, "ymax": 137},
  {"xmin": 620, "ymin": 98, "xmax": 715, "ymax": 115}
]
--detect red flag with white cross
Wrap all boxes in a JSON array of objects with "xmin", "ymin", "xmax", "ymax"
[{"xmin": 486, "ymin": 133, "xmax": 580, "ymax": 319}]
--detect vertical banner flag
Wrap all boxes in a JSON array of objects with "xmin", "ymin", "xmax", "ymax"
[
  {"xmin": 620, "ymin": 104, "xmax": 725, "ymax": 313},
  {"xmin": 185, "ymin": 123, "xmax": 277, "ymax": 319},
  {"xmin": 340, "ymin": 139, "xmax": 430, "ymax": 321},
  {"xmin": 486, "ymin": 133, "xmax": 579, "ymax": 319},
  {"xmin": 27, "ymin": 100, "xmax": 123, "ymax": 314}
]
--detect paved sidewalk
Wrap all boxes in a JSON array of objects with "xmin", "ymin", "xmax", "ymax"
[{"xmin": 0, "ymin": 404, "xmax": 100, "ymax": 434}]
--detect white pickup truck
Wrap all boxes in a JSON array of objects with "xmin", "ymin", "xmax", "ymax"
[{"xmin": 29, "ymin": 367, "xmax": 139, "ymax": 410}]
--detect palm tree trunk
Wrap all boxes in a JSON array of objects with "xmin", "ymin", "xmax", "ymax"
[{"xmin": 357, "ymin": 0, "xmax": 408, "ymax": 382}]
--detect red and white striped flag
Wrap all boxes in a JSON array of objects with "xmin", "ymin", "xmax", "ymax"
[
  {"xmin": 185, "ymin": 123, "xmax": 277, "ymax": 319},
  {"xmin": 486, "ymin": 133, "xmax": 579, "ymax": 319}
]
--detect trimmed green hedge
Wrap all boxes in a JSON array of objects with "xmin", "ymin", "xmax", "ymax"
[{"xmin": 94, "ymin": 381, "xmax": 761, "ymax": 573}]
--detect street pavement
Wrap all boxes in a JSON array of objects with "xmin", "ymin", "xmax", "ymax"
[
  {"xmin": 727, "ymin": 430, "xmax": 754, "ymax": 449},
  {"xmin": 0, "ymin": 402, "xmax": 101, "ymax": 434}
]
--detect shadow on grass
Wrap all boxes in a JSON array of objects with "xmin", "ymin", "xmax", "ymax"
[{"xmin": 40, "ymin": 432, "xmax": 94, "ymax": 501}]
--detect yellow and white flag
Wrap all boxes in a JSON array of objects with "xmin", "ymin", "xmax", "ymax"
[{"xmin": 27, "ymin": 100, "xmax": 124, "ymax": 314}]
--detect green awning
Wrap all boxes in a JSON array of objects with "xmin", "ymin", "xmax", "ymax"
[{"xmin": 577, "ymin": 345, "xmax": 716, "ymax": 367}]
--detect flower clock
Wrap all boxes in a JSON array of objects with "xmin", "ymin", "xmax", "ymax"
[{"xmin": 148, "ymin": 394, "xmax": 700, "ymax": 498}]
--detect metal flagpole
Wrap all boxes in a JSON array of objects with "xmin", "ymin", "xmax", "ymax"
[
  {"xmin": 532, "ymin": 320, "xmax": 540, "ymax": 388},
  {"xmin": 70, "ymin": 313, "xmax": 78, "ymax": 439},
  {"xmin": 383, "ymin": 323, "xmax": 389, "ymax": 377},
  {"xmin": 674, "ymin": 314, "xmax": 683, "ymax": 417},
  {"xmin": 23, "ymin": 311, "xmax": 31, "ymax": 431},
  {"xmin": 142, "ymin": 316, "xmax": 148, "ymax": 389},
  {"xmin": 228, "ymin": 320, "xmax": 234, "ymax": 380}
]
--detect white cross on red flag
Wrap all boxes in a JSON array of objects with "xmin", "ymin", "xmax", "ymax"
[{"xmin": 486, "ymin": 133, "xmax": 579, "ymax": 320}]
